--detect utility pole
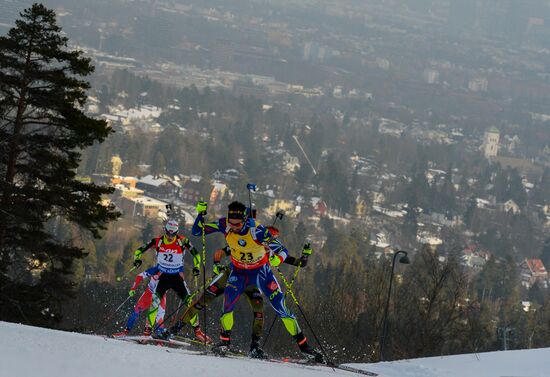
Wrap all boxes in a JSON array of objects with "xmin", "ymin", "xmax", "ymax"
[{"xmin": 497, "ymin": 326, "xmax": 513, "ymax": 351}]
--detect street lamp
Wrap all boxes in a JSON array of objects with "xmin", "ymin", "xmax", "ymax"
[{"xmin": 379, "ymin": 250, "xmax": 410, "ymax": 361}]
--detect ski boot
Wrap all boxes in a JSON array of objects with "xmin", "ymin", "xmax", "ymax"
[
  {"xmin": 248, "ymin": 338, "xmax": 267, "ymax": 359},
  {"xmin": 112, "ymin": 328, "xmax": 129, "ymax": 337},
  {"xmin": 300, "ymin": 343, "xmax": 325, "ymax": 363},
  {"xmin": 193, "ymin": 326, "xmax": 213, "ymax": 344},
  {"xmin": 152, "ymin": 327, "xmax": 171, "ymax": 340},
  {"xmin": 211, "ymin": 331, "xmax": 231, "ymax": 355},
  {"xmin": 295, "ymin": 332, "xmax": 325, "ymax": 363},
  {"xmin": 169, "ymin": 321, "xmax": 184, "ymax": 337},
  {"xmin": 143, "ymin": 327, "xmax": 152, "ymax": 337}
]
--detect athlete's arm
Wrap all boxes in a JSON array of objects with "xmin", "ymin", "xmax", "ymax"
[
  {"xmin": 283, "ymin": 254, "xmax": 308, "ymax": 267},
  {"xmin": 129, "ymin": 266, "xmax": 159, "ymax": 290},
  {"xmin": 135, "ymin": 238, "xmax": 156, "ymax": 256},
  {"xmin": 181, "ymin": 236, "xmax": 201, "ymax": 270},
  {"xmin": 256, "ymin": 225, "xmax": 288, "ymax": 261},
  {"xmin": 191, "ymin": 215, "xmax": 226, "ymax": 236}
]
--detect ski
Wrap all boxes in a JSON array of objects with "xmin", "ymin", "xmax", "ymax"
[
  {"xmin": 275, "ymin": 358, "xmax": 379, "ymax": 376},
  {"xmin": 172, "ymin": 335, "xmax": 217, "ymax": 349},
  {"xmin": 331, "ymin": 364, "xmax": 378, "ymax": 376},
  {"xmin": 113, "ymin": 335, "xmax": 192, "ymax": 349},
  {"xmin": 111, "ymin": 334, "xmax": 378, "ymax": 376},
  {"xmin": 172, "ymin": 336, "xmax": 248, "ymax": 357},
  {"xmin": 199, "ymin": 348, "xmax": 379, "ymax": 376}
]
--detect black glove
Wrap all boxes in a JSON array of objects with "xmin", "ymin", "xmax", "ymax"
[
  {"xmin": 193, "ymin": 267, "xmax": 200, "ymax": 277},
  {"xmin": 298, "ymin": 255, "xmax": 309, "ymax": 267},
  {"xmin": 133, "ymin": 259, "xmax": 143, "ymax": 268}
]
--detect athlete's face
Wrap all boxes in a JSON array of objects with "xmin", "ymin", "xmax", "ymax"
[
  {"xmin": 228, "ymin": 219, "xmax": 244, "ymax": 232},
  {"xmin": 165, "ymin": 232, "xmax": 176, "ymax": 242}
]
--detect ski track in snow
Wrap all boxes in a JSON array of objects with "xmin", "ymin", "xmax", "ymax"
[
  {"xmin": 1, "ymin": 321, "xmax": 549, "ymax": 377},
  {"xmin": 0, "ymin": 321, "xmax": 360, "ymax": 377}
]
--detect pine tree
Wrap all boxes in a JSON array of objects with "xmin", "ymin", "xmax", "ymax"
[{"xmin": 0, "ymin": 4, "xmax": 119, "ymax": 325}]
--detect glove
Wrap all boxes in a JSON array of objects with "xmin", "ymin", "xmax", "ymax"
[
  {"xmin": 133, "ymin": 249, "xmax": 142, "ymax": 267},
  {"xmin": 193, "ymin": 253, "xmax": 201, "ymax": 271},
  {"xmin": 302, "ymin": 243, "xmax": 312, "ymax": 256},
  {"xmin": 192, "ymin": 267, "xmax": 200, "ymax": 277},
  {"xmin": 213, "ymin": 262, "xmax": 225, "ymax": 275},
  {"xmin": 196, "ymin": 201, "xmax": 208, "ymax": 215},
  {"xmin": 129, "ymin": 289, "xmax": 136, "ymax": 297},
  {"xmin": 269, "ymin": 254, "xmax": 284, "ymax": 267}
]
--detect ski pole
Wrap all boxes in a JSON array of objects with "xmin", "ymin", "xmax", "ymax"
[
  {"xmin": 100, "ymin": 295, "xmax": 133, "ymax": 331},
  {"xmin": 116, "ymin": 265, "xmax": 137, "ymax": 282},
  {"xmin": 275, "ymin": 267, "xmax": 334, "ymax": 367},
  {"xmin": 263, "ymin": 209, "xmax": 289, "ymax": 346},
  {"xmin": 288, "ymin": 262, "xmax": 302, "ymax": 289},
  {"xmin": 112, "ymin": 296, "xmax": 132, "ymax": 316},
  {"xmin": 201, "ymin": 212, "xmax": 207, "ymax": 348}
]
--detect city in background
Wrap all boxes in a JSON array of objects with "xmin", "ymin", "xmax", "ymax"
[{"xmin": 2, "ymin": 0, "xmax": 550, "ymax": 364}]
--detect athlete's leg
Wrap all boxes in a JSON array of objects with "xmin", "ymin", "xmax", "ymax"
[
  {"xmin": 180, "ymin": 270, "xmax": 228, "ymax": 326},
  {"xmin": 244, "ymin": 285, "xmax": 266, "ymax": 358},
  {"xmin": 151, "ymin": 274, "xmax": 170, "ymax": 329},
  {"xmin": 125, "ymin": 289, "xmax": 152, "ymax": 331},
  {"xmin": 257, "ymin": 265, "xmax": 323, "ymax": 361},
  {"xmin": 151, "ymin": 293, "xmax": 167, "ymax": 328},
  {"xmin": 256, "ymin": 264, "xmax": 300, "ymax": 336},
  {"xmin": 244, "ymin": 285, "xmax": 264, "ymax": 340},
  {"xmin": 219, "ymin": 268, "xmax": 247, "ymax": 342},
  {"xmin": 172, "ymin": 272, "xmax": 191, "ymax": 301}
]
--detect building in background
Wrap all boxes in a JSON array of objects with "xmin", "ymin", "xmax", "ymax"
[{"xmin": 482, "ymin": 126, "xmax": 500, "ymax": 158}]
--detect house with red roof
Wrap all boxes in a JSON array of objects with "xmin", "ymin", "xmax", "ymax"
[{"xmin": 520, "ymin": 258, "xmax": 548, "ymax": 288}]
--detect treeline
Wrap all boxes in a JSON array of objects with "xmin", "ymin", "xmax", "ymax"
[{"xmin": 263, "ymin": 223, "xmax": 550, "ymax": 362}]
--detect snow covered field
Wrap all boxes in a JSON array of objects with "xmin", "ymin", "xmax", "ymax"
[{"xmin": 1, "ymin": 321, "xmax": 548, "ymax": 377}]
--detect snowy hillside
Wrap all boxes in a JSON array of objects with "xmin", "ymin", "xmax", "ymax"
[{"xmin": 1, "ymin": 321, "xmax": 548, "ymax": 377}]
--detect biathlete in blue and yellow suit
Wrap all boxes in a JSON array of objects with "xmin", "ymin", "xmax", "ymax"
[{"xmin": 192, "ymin": 200, "xmax": 323, "ymax": 361}]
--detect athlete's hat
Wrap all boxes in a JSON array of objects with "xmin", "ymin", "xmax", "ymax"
[
  {"xmin": 164, "ymin": 219, "xmax": 179, "ymax": 236},
  {"xmin": 227, "ymin": 201, "xmax": 246, "ymax": 220}
]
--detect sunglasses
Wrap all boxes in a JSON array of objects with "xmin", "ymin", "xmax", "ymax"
[{"xmin": 228, "ymin": 220, "xmax": 243, "ymax": 227}]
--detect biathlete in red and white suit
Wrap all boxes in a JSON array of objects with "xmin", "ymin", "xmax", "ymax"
[
  {"xmin": 192, "ymin": 200, "xmax": 323, "ymax": 362},
  {"xmin": 133, "ymin": 220, "xmax": 207, "ymax": 340},
  {"xmin": 112, "ymin": 266, "xmax": 167, "ymax": 337}
]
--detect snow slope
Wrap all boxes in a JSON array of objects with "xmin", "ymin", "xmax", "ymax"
[{"xmin": 1, "ymin": 321, "xmax": 548, "ymax": 377}]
